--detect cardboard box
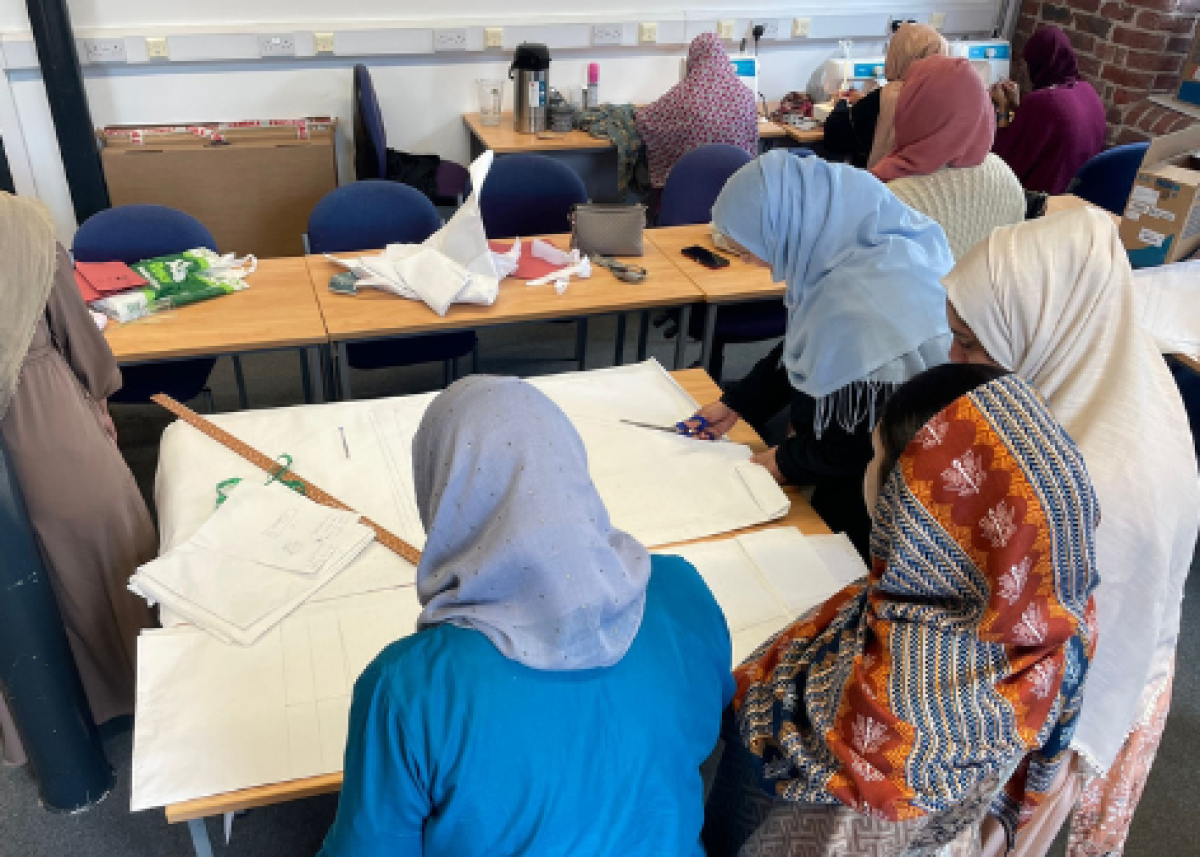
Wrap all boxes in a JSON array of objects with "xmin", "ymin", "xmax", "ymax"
[
  {"xmin": 99, "ymin": 119, "xmax": 338, "ymax": 259},
  {"xmin": 1177, "ymin": 27, "xmax": 1200, "ymax": 107},
  {"xmin": 1120, "ymin": 124, "xmax": 1200, "ymax": 268}
]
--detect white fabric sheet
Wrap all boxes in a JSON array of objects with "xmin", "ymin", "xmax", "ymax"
[
  {"xmin": 129, "ymin": 483, "xmax": 375, "ymax": 645},
  {"xmin": 131, "ymin": 527, "xmax": 851, "ymax": 811},
  {"xmin": 1132, "ymin": 259, "xmax": 1200, "ymax": 359}
]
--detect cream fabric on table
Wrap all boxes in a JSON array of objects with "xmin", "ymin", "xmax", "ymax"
[
  {"xmin": 943, "ymin": 207, "xmax": 1200, "ymax": 773},
  {"xmin": 1132, "ymin": 259, "xmax": 1200, "ymax": 359}
]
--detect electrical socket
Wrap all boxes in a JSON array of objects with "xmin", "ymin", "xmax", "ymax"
[
  {"xmin": 82, "ymin": 38, "xmax": 127, "ymax": 63},
  {"xmin": 717, "ymin": 20, "xmax": 736, "ymax": 40},
  {"xmin": 929, "ymin": 12, "xmax": 947, "ymax": 30},
  {"xmin": 889, "ymin": 18, "xmax": 918, "ymax": 33},
  {"xmin": 484, "ymin": 27, "xmax": 504, "ymax": 48},
  {"xmin": 592, "ymin": 24, "xmax": 623, "ymax": 46},
  {"xmin": 257, "ymin": 33, "xmax": 296, "ymax": 58},
  {"xmin": 434, "ymin": 28, "xmax": 468, "ymax": 51},
  {"xmin": 792, "ymin": 18, "xmax": 811, "ymax": 38},
  {"xmin": 755, "ymin": 20, "xmax": 779, "ymax": 39},
  {"xmin": 314, "ymin": 32, "xmax": 335, "ymax": 54},
  {"xmin": 639, "ymin": 22, "xmax": 658, "ymax": 44},
  {"xmin": 145, "ymin": 36, "xmax": 169, "ymax": 60}
]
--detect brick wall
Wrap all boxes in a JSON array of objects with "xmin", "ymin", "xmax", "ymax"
[{"xmin": 1012, "ymin": 0, "xmax": 1200, "ymax": 144}]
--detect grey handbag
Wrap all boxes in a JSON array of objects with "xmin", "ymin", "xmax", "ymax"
[{"xmin": 570, "ymin": 203, "xmax": 646, "ymax": 257}]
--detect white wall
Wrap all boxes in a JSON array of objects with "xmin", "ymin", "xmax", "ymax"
[{"xmin": 0, "ymin": 0, "xmax": 999, "ymax": 243}]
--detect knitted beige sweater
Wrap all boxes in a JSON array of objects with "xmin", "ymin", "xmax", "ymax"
[{"xmin": 887, "ymin": 154, "xmax": 1026, "ymax": 260}]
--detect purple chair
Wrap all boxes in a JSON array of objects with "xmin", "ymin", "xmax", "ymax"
[
  {"xmin": 72, "ymin": 204, "xmax": 231, "ymax": 410},
  {"xmin": 307, "ymin": 181, "xmax": 476, "ymax": 394},
  {"xmin": 657, "ymin": 144, "xmax": 752, "ymax": 227},
  {"xmin": 354, "ymin": 64, "xmax": 469, "ymax": 207}
]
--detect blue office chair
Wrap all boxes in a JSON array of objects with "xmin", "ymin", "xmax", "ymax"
[
  {"xmin": 72, "ymin": 204, "xmax": 234, "ymax": 410},
  {"xmin": 479, "ymin": 155, "xmax": 591, "ymax": 368},
  {"xmin": 307, "ymin": 181, "xmax": 477, "ymax": 393},
  {"xmin": 657, "ymin": 144, "xmax": 752, "ymax": 227},
  {"xmin": 1068, "ymin": 143, "xmax": 1149, "ymax": 216}
]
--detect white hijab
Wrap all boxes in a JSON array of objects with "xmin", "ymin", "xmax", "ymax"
[
  {"xmin": 943, "ymin": 207, "xmax": 1200, "ymax": 774},
  {"xmin": 0, "ymin": 194, "xmax": 57, "ymax": 421}
]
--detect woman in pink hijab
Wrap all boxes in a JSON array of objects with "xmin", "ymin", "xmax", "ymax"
[
  {"xmin": 637, "ymin": 32, "xmax": 759, "ymax": 189},
  {"xmin": 871, "ymin": 54, "xmax": 1025, "ymax": 259}
]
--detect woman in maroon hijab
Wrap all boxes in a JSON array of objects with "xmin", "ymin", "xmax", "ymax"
[{"xmin": 992, "ymin": 26, "xmax": 1107, "ymax": 195}]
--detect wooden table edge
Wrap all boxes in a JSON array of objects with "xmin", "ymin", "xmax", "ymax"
[{"xmin": 161, "ymin": 367, "xmax": 828, "ymax": 824}]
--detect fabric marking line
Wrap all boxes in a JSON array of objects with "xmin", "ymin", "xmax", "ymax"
[{"xmin": 151, "ymin": 394, "xmax": 422, "ymax": 566}]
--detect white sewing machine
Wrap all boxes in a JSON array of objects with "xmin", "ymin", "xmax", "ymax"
[
  {"xmin": 813, "ymin": 56, "xmax": 886, "ymax": 121},
  {"xmin": 951, "ymin": 39, "xmax": 1012, "ymax": 85}
]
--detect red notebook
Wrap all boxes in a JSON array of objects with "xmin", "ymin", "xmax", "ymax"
[{"xmin": 74, "ymin": 261, "xmax": 148, "ymax": 303}]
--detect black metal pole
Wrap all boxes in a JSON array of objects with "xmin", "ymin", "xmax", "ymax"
[
  {"xmin": 25, "ymin": 0, "xmax": 110, "ymax": 222},
  {"xmin": 0, "ymin": 137, "xmax": 15, "ymax": 194},
  {"xmin": 0, "ymin": 435, "xmax": 113, "ymax": 812}
]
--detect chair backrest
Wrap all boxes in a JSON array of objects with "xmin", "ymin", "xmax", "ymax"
[
  {"xmin": 657, "ymin": 144, "xmax": 753, "ymax": 227},
  {"xmin": 353, "ymin": 64, "xmax": 388, "ymax": 181},
  {"xmin": 479, "ymin": 154, "xmax": 588, "ymax": 239},
  {"xmin": 72, "ymin": 204, "xmax": 217, "ymax": 263},
  {"xmin": 307, "ymin": 180, "xmax": 441, "ymax": 253},
  {"xmin": 1069, "ymin": 142, "xmax": 1149, "ymax": 216}
]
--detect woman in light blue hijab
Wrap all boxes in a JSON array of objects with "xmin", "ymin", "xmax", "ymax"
[
  {"xmin": 688, "ymin": 150, "xmax": 952, "ymax": 555},
  {"xmin": 321, "ymin": 376, "xmax": 733, "ymax": 857}
]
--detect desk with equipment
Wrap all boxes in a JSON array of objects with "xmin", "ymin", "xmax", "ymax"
[
  {"xmin": 139, "ymin": 364, "xmax": 844, "ymax": 857},
  {"xmin": 102, "ymin": 257, "xmax": 330, "ymax": 403},
  {"xmin": 308, "ymin": 234, "xmax": 702, "ymax": 399}
]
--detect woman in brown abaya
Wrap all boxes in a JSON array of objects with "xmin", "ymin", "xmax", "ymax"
[{"xmin": 0, "ymin": 194, "xmax": 156, "ymax": 766}]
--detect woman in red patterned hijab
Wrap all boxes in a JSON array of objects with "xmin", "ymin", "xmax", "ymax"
[
  {"xmin": 636, "ymin": 32, "xmax": 759, "ymax": 189},
  {"xmin": 705, "ymin": 364, "xmax": 1100, "ymax": 855}
]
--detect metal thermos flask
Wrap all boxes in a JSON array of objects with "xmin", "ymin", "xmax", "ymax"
[{"xmin": 510, "ymin": 43, "xmax": 551, "ymax": 133}]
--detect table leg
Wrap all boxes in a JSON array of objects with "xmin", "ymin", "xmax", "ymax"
[
  {"xmin": 699, "ymin": 304, "xmax": 719, "ymax": 372},
  {"xmin": 305, "ymin": 347, "xmax": 326, "ymax": 404},
  {"xmin": 232, "ymin": 356, "xmax": 250, "ymax": 410},
  {"xmin": 613, "ymin": 314, "xmax": 627, "ymax": 366},
  {"xmin": 576, "ymin": 319, "xmax": 589, "ymax": 371},
  {"xmin": 337, "ymin": 343, "xmax": 353, "ymax": 401},
  {"xmin": 674, "ymin": 306, "xmax": 692, "ymax": 370},
  {"xmin": 637, "ymin": 311, "xmax": 650, "ymax": 361},
  {"xmin": 187, "ymin": 818, "xmax": 215, "ymax": 857}
]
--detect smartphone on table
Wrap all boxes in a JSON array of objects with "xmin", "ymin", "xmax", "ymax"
[{"xmin": 681, "ymin": 245, "xmax": 730, "ymax": 270}]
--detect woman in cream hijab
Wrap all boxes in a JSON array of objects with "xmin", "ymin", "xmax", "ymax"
[
  {"xmin": 0, "ymin": 194, "xmax": 156, "ymax": 766},
  {"xmin": 943, "ymin": 207, "xmax": 1200, "ymax": 855}
]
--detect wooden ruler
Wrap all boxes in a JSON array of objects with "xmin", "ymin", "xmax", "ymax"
[{"xmin": 152, "ymin": 394, "xmax": 422, "ymax": 566}]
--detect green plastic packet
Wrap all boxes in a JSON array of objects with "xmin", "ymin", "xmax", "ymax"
[{"xmin": 132, "ymin": 248, "xmax": 256, "ymax": 308}]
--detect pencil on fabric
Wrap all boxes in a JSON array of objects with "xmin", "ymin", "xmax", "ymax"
[{"xmin": 339, "ymin": 427, "xmax": 350, "ymax": 459}]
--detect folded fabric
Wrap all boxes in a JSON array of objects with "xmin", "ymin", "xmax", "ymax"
[
  {"xmin": 74, "ymin": 261, "xmax": 147, "ymax": 303},
  {"xmin": 129, "ymin": 482, "xmax": 375, "ymax": 646},
  {"xmin": 1133, "ymin": 259, "xmax": 1200, "ymax": 359}
]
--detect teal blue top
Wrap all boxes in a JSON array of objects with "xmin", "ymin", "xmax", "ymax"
[{"xmin": 319, "ymin": 554, "xmax": 733, "ymax": 856}]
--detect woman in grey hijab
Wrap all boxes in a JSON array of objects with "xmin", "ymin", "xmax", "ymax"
[{"xmin": 321, "ymin": 375, "xmax": 733, "ymax": 857}]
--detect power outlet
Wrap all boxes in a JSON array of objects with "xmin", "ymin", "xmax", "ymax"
[
  {"xmin": 754, "ymin": 20, "xmax": 779, "ymax": 39},
  {"xmin": 592, "ymin": 24, "xmax": 623, "ymax": 46},
  {"xmin": 314, "ymin": 32, "xmax": 335, "ymax": 54},
  {"xmin": 83, "ymin": 38, "xmax": 127, "ymax": 63},
  {"xmin": 257, "ymin": 33, "xmax": 297, "ymax": 58},
  {"xmin": 930, "ymin": 12, "xmax": 947, "ymax": 30},
  {"xmin": 717, "ymin": 21, "xmax": 736, "ymax": 40},
  {"xmin": 639, "ymin": 22, "xmax": 658, "ymax": 44},
  {"xmin": 484, "ymin": 27, "xmax": 503, "ymax": 48},
  {"xmin": 145, "ymin": 36, "xmax": 169, "ymax": 61},
  {"xmin": 434, "ymin": 28, "xmax": 468, "ymax": 51},
  {"xmin": 889, "ymin": 17, "xmax": 918, "ymax": 33},
  {"xmin": 792, "ymin": 18, "xmax": 811, "ymax": 38}
]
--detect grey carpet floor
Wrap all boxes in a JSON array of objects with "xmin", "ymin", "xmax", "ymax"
[{"xmin": 1, "ymin": 317, "xmax": 1196, "ymax": 855}]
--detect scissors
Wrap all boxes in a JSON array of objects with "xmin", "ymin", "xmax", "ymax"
[
  {"xmin": 620, "ymin": 415, "xmax": 710, "ymax": 437},
  {"xmin": 591, "ymin": 255, "xmax": 648, "ymax": 283}
]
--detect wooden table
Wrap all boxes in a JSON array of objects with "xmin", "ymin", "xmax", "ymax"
[
  {"xmin": 647, "ymin": 224, "xmax": 781, "ymax": 371},
  {"xmin": 779, "ymin": 123, "xmax": 825, "ymax": 146},
  {"xmin": 308, "ymin": 235, "xmax": 703, "ymax": 399},
  {"xmin": 465, "ymin": 112, "xmax": 790, "ymax": 158},
  {"xmin": 163, "ymin": 367, "xmax": 830, "ymax": 852},
  {"xmin": 103, "ymin": 257, "xmax": 330, "ymax": 404}
]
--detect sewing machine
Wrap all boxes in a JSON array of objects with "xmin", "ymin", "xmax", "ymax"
[
  {"xmin": 951, "ymin": 39, "xmax": 1012, "ymax": 85},
  {"xmin": 813, "ymin": 56, "xmax": 886, "ymax": 122}
]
